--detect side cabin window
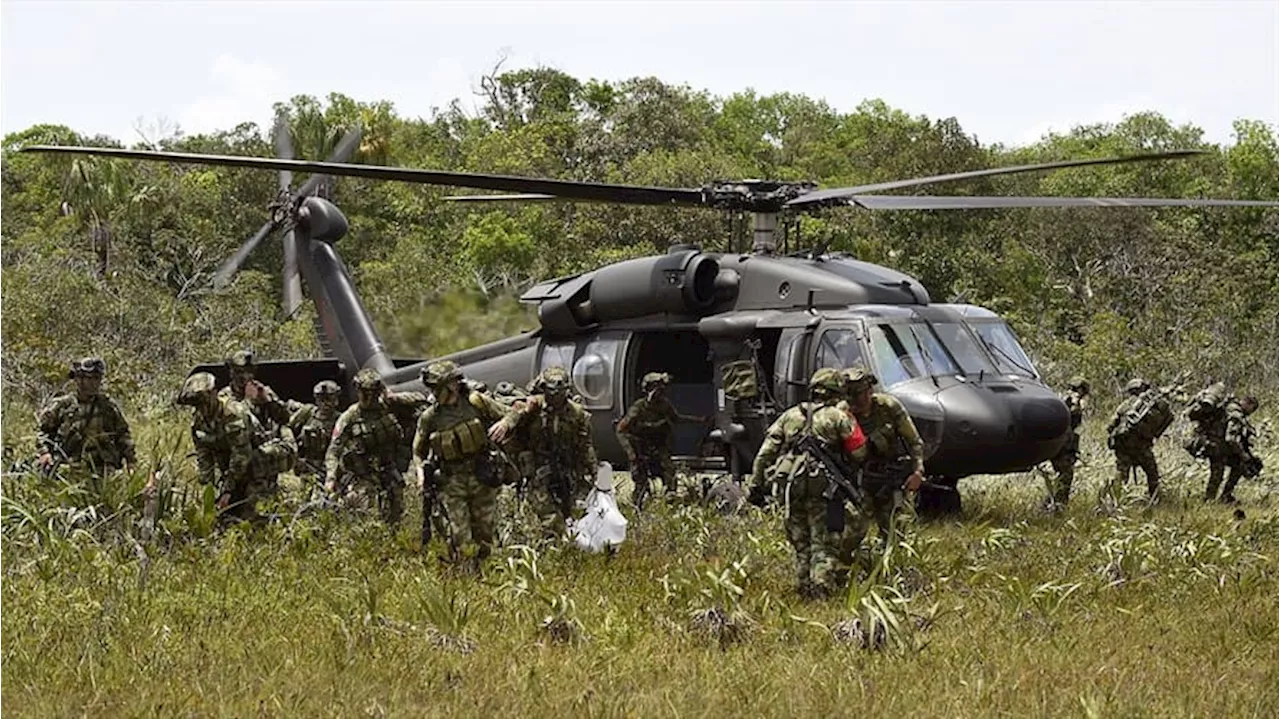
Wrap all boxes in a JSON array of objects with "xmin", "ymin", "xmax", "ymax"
[
  {"xmin": 815, "ymin": 328, "xmax": 870, "ymax": 372},
  {"xmin": 538, "ymin": 337, "xmax": 622, "ymax": 410}
]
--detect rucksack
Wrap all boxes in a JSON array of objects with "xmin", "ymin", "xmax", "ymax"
[
  {"xmin": 1186, "ymin": 383, "xmax": 1227, "ymax": 423},
  {"xmin": 1118, "ymin": 391, "xmax": 1174, "ymax": 442}
]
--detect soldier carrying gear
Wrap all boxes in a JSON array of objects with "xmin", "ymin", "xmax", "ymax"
[
  {"xmin": 1211, "ymin": 395, "xmax": 1261, "ymax": 503},
  {"xmin": 1046, "ymin": 375, "xmax": 1091, "ymax": 509},
  {"xmin": 36, "ymin": 356, "xmax": 136, "ymax": 484},
  {"xmin": 748, "ymin": 367, "xmax": 868, "ymax": 599},
  {"xmin": 325, "ymin": 369, "xmax": 411, "ymax": 526},
  {"xmin": 616, "ymin": 371, "xmax": 708, "ymax": 509},
  {"xmin": 1103, "ymin": 377, "xmax": 1168, "ymax": 503},
  {"xmin": 489, "ymin": 366, "xmax": 599, "ymax": 539},
  {"xmin": 413, "ymin": 360, "xmax": 512, "ymax": 567},
  {"xmin": 177, "ymin": 372, "xmax": 270, "ymax": 522},
  {"xmin": 838, "ymin": 366, "xmax": 924, "ymax": 550},
  {"xmin": 289, "ymin": 380, "xmax": 343, "ymax": 482}
]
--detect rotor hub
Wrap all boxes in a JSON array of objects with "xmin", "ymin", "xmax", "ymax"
[{"xmin": 700, "ymin": 180, "xmax": 818, "ymax": 212}]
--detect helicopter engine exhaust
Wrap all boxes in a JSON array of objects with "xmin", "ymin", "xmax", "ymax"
[{"xmin": 537, "ymin": 247, "xmax": 739, "ymax": 332}]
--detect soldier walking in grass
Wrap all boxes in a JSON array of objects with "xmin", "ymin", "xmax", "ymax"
[
  {"xmin": 615, "ymin": 371, "xmax": 707, "ymax": 508},
  {"xmin": 1046, "ymin": 376, "xmax": 1090, "ymax": 509},
  {"xmin": 325, "ymin": 369, "xmax": 411, "ymax": 526},
  {"xmin": 1103, "ymin": 378, "xmax": 1169, "ymax": 504},
  {"xmin": 36, "ymin": 357, "xmax": 136, "ymax": 488},
  {"xmin": 289, "ymin": 380, "xmax": 343, "ymax": 484},
  {"xmin": 176, "ymin": 372, "xmax": 269, "ymax": 523}
]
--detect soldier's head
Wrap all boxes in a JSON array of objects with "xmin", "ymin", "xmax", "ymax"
[
  {"xmin": 313, "ymin": 380, "xmax": 341, "ymax": 412},
  {"xmin": 641, "ymin": 372, "xmax": 671, "ymax": 398},
  {"xmin": 1240, "ymin": 395, "xmax": 1259, "ymax": 415},
  {"xmin": 68, "ymin": 356, "xmax": 106, "ymax": 396},
  {"xmin": 1068, "ymin": 375, "xmax": 1090, "ymax": 395},
  {"xmin": 1125, "ymin": 378, "xmax": 1149, "ymax": 396},
  {"xmin": 808, "ymin": 368, "xmax": 845, "ymax": 405},
  {"xmin": 421, "ymin": 361, "xmax": 465, "ymax": 405},
  {"xmin": 842, "ymin": 365, "xmax": 878, "ymax": 413},
  {"xmin": 176, "ymin": 372, "xmax": 218, "ymax": 413},
  {"xmin": 535, "ymin": 366, "xmax": 572, "ymax": 409},
  {"xmin": 225, "ymin": 350, "xmax": 256, "ymax": 389},
  {"xmin": 353, "ymin": 369, "xmax": 385, "ymax": 409}
]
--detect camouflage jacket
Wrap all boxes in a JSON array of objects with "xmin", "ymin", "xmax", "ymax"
[
  {"xmin": 191, "ymin": 395, "xmax": 256, "ymax": 491},
  {"xmin": 412, "ymin": 390, "xmax": 509, "ymax": 468},
  {"xmin": 1062, "ymin": 389, "xmax": 1087, "ymax": 432},
  {"xmin": 750, "ymin": 401, "xmax": 865, "ymax": 490},
  {"xmin": 1224, "ymin": 399, "xmax": 1257, "ymax": 460},
  {"xmin": 36, "ymin": 392, "xmax": 136, "ymax": 469},
  {"xmin": 289, "ymin": 403, "xmax": 339, "ymax": 475},
  {"xmin": 219, "ymin": 382, "xmax": 299, "ymax": 433},
  {"xmin": 496, "ymin": 395, "xmax": 598, "ymax": 482},
  {"xmin": 325, "ymin": 402, "xmax": 408, "ymax": 481},
  {"xmin": 616, "ymin": 395, "xmax": 692, "ymax": 446},
  {"xmin": 843, "ymin": 393, "xmax": 924, "ymax": 473}
]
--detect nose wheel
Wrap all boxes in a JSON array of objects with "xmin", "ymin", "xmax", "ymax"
[{"xmin": 915, "ymin": 476, "xmax": 961, "ymax": 519}]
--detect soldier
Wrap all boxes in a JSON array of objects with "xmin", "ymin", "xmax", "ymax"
[
  {"xmin": 488, "ymin": 366, "xmax": 598, "ymax": 539},
  {"xmin": 35, "ymin": 357, "xmax": 136, "ymax": 485},
  {"xmin": 218, "ymin": 350, "xmax": 296, "ymax": 431},
  {"xmin": 1215, "ymin": 395, "xmax": 1261, "ymax": 503},
  {"xmin": 615, "ymin": 372, "xmax": 707, "ymax": 508},
  {"xmin": 1046, "ymin": 376, "xmax": 1090, "ymax": 509},
  {"xmin": 176, "ymin": 372, "xmax": 266, "ymax": 522},
  {"xmin": 840, "ymin": 366, "xmax": 925, "ymax": 552},
  {"xmin": 747, "ymin": 368, "xmax": 867, "ymax": 599},
  {"xmin": 289, "ymin": 380, "xmax": 343, "ymax": 483},
  {"xmin": 325, "ymin": 369, "xmax": 411, "ymax": 526},
  {"xmin": 1103, "ymin": 378, "xmax": 1164, "ymax": 503},
  {"xmin": 413, "ymin": 361, "xmax": 511, "ymax": 566}
]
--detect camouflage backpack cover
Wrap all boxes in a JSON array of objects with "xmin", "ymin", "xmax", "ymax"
[
  {"xmin": 1186, "ymin": 382, "xmax": 1227, "ymax": 423},
  {"xmin": 1119, "ymin": 390, "xmax": 1175, "ymax": 442},
  {"xmin": 721, "ymin": 360, "xmax": 758, "ymax": 401}
]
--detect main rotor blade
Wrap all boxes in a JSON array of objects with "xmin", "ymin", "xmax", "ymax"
[
  {"xmin": 281, "ymin": 228, "xmax": 303, "ymax": 316},
  {"xmin": 443, "ymin": 193, "xmax": 561, "ymax": 202},
  {"xmin": 213, "ymin": 219, "xmax": 277, "ymax": 288},
  {"xmin": 785, "ymin": 150, "xmax": 1208, "ymax": 209},
  {"xmin": 273, "ymin": 113, "xmax": 294, "ymax": 189},
  {"xmin": 846, "ymin": 194, "xmax": 1280, "ymax": 210},
  {"xmin": 21, "ymin": 145, "xmax": 707, "ymax": 207}
]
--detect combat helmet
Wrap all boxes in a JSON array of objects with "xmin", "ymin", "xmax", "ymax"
[
  {"xmin": 842, "ymin": 366, "xmax": 878, "ymax": 392},
  {"xmin": 809, "ymin": 367, "xmax": 845, "ymax": 400},
  {"xmin": 225, "ymin": 350, "xmax": 255, "ymax": 369},
  {"xmin": 68, "ymin": 356, "xmax": 106, "ymax": 378},
  {"xmin": 1125, "ymin": 378, "xmax": 1149, "ymax": 395},
  {"xmin": 1068, "ymin": 375, "xmax": 1090, "ymax": 393},
  {"xmin": 353, "ymin": 368, "xmax": 385, "ymax": 392},
  {"xmin": 421, "ymin": 360, "xmax": 463, "ymax": 388},
  {"xmin": 313, "ymin": 380, "xmax": 341, "ymax": 397},
  {"xmin": 641, "ymin": 372, "xmax": 671, "ymax": 391},
  {"xmin": 533, "ymin": 366, "xmax": 572, "ymax": 396},
  {"xmin": 177, "ymin": 372, "xmax": 218, "ymax": 406}
]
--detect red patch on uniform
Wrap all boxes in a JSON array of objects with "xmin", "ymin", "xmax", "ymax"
[
  {"xmin": 332, "ymin": 425, "xmax": 342, "ymax": 439},
  {"xmin": 844, "ymin": 419, "xmax": 866, "ymax": 454}
]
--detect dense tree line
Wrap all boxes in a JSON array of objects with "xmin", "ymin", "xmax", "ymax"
[{"xmin": 2, "ymin": 68, "xmax": 1276, "ymax": 417}]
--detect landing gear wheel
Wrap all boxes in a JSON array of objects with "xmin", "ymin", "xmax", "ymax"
[{"xmin": 915, "ymin": 476, "xmax": 961, "ymax": 520}]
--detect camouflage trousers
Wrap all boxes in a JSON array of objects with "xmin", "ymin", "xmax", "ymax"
[
  {"xmin": 783, "ymin": 470, "xmax": 847, "ymax": 596},
  {"xmin": 1047, "ymin": 432, "xmax": 1080, "ymax": 506},
  {"xmin": 1206, "ymin": 454, "xmax": 1252, "ymax": 502},
  {"xmin": 1104, "ymin": 442, "xmax": 1160, "ymax": 502},
  {"xmin": 340, "ymin": 468, "xmax": 404, "ymax": 525},
  {"xmin": 219, "ymin": 473, "xmax": 279, "ymax": 524},
  {"xmin": 436, "ymin": 467, "xmax": 500, "ymax": 563},
  {"xmin": 526, "ymin": 475, "xmax": 580, "ymax": 540},
  {"xmin": 839, "ymin": 477, "xmax": 911, "ymax": 571},
  {"xmin": 623, "ymin": 439, "xmax": 676, "ymax": 506}
]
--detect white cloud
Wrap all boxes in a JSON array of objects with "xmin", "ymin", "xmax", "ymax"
[
  {"xmin": 1014, "ymin": 99, "xmax": 1199, "ymax": 147},
  {"xmin": 176, "ymin": 54, "xmax": 285, "ymax": 136}
]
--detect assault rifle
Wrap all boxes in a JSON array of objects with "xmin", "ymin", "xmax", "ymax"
[
  {"xmin": 419, "ymin": 453, "xmax": 441, "ymax": 545},
  {"xmin": 793, "ymin": 434, "xmax": 864, "ymax": 534}
]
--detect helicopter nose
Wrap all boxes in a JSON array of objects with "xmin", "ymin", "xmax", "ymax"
[{"xmin": 931, "ymin": 382, "xmax": 1070, "ymax": 475}]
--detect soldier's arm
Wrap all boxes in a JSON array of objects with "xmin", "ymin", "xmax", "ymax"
[
  {"xmin": 665, "ymin": 398, "xmax": 703, "ymax": 425},
  {"xmin": 225, "ymin": 405, "xmax": 256, "ymax": 488},
  {"xmin": 749, "ymin": 414, "xmax": 789, "ymax": 489},
  {"xmin": 324, "ymin": 411, "xmax": 353, "ymax": 482},
  {"xmin": 615, "ymin": 399, "xmax": 644, "ymax": 436},
  {"xmin": 412, "ymin": 406, "xmax": 437, "ymax": 461},
  {"xmin": 192, "ymin": 430, "xmax": 217, "ymax": 486},
  {"xmin": 470, "ymin": 391, "xmax": 511, "ymax": 425},
  {"xmin": 288, "ymin": 404, "xmax": 314, "ymax": 435},
  {"xmin": 574, "ymin": 405, "xmax": 599, "ymax": 477},
  {"xmin": 1225, "ymin": 406, "xmax": 1249, "ymax": 450},
  {"xmin": 888, "ymin": 398, "xmax": 925, "ymax": 473},
  {"xmin": 490, "ymin": 397, "xmax": 539, "ymax": 446},
  {"xmin": 106, "ymin": 398, "xmax": 137, "ymax": 465},
  {"xmin": 35, "ymin": 397, "xmax": 69, "ymax": 457}
]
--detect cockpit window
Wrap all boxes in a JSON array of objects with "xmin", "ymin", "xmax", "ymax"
[
  {"xmin": 930, "ymin": 322, "xmax": 998, "ymax": 375},
  {"xmin": 868, "ymin": 323, "xmax": 959, "ymax": 387},
  {"xmin": 815, "ymin": 328, "xmax": 868, "ymax": 371},
  {"xmin": 968, "ymin": 320, "xmax": 1038, "ymax": 378}
]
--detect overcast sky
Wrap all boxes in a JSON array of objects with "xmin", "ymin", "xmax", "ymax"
[{"xmin": 2, "ymin": 1, "xmax": 1277, "ymax": 149}]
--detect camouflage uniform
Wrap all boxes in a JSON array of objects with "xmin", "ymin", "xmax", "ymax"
[
  {"xmin": 1047, "ymin": 377, "xmax": 1090, "ymax": 507},
  {"xmin": 491, "ymin": 381, "xmax": 535, "ymax": 486},
  {"xmin": 490, "ymin": 367, "xmax": 598, "ymax": 538},
  {"xmin": 749, "ymin": 368, "xmax": 867, "ymax": 598},
  {"xmin": 36, "ymin": 357, "xmax": 136, "ymax": 483},
  {"xmin": 325, "ymin": 369, "xmax": 410, "ymax": 525},
  {"xmin": 616, "ymin": 372, "xmax": 706, "ymax": 507},
  {"xmin": 840, "ymin": 367, "xmax": 924, "ymax": 552},
  {"xmin": 1103, "ymin": 378, "xmax": 1162, "ymax": 502},
  {"xmin": 1215, "ymin": 396, "xmax": 1261, "ymax": 503},
  {"xmin": 289, "ymin": 380, "xmax": 342, "ymax": 482},
  {"xmin": 177, "ymin": 372, "xmax": 273, "ymax": 522},
  {"xmin": 413, "ymin": 361, "xmax": 510, "ymax": 564},
  {"xmin": 218, "ymin": 350, "xmax": 296, "ymax": 432}
]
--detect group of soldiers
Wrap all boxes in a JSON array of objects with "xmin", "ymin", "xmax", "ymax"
[{"xmin": 1043, "ymin": 376, "xmax": 1263, "ymax": 509}]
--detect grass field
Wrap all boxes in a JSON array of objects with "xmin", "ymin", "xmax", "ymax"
[{"xmin": 2, "ymin": 421, "xmax": 1276, "ymax": 717}]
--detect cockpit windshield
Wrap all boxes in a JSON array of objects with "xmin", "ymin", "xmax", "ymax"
[
  {"xmin": 867, "ymin": 323, "xmax": 959, "ymax": 387},
  {"xmin": 930, "ymin": 322, "xmax": 999, "ymax": 375},
  {"xmin": 967, "ymin": 320, "xmax": 1038, "ymax": 378}
]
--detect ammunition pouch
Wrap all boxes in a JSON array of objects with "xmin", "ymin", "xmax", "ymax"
[{"xmin": 430, "ymin": 418, "xmax": 487, "ymax": 462}]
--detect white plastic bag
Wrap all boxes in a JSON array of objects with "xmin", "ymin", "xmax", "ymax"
[{"xmin": 572, "ymin": 463, "xmax": 628, "ymax": 552}]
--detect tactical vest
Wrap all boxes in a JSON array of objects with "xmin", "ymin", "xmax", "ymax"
[
  {"xmin": 48, "ymin": 395, "xmax": 126, "ymax": 468},
  {"xmin": 425, "ymin": 393, "xmax": 491, "ymax": 463},
  {"xmin": 192, "ymin": 396, "xmax": 254, "ymax": 471},
  {"xmin": 298, "ymin": 408, "xmax": 338, "ymax": 465},
  {"xmin": 340, "ymin": 406, "xmax": 404, "ymax": 475},
  {"xmin": 772, "ymin": 402, "xmax": 851, "ymax": 482}
]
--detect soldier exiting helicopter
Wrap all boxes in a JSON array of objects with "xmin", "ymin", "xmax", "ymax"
[
  {"xmin": 289, "ymin": 380, "xmax": 343, "ymax": 486},
  {"xmin": 1045, "ymin": 376, "xmax": 1090, "ymax": 509},
  {"xmin": 616, "ymin": 372, "xmax": 708, "ymax": 508}
]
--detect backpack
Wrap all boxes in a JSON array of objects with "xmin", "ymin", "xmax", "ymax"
[
  {"xmin": 1119, "ymin": 391, "xmax": 1174, "ymax": 442},
  {"xmin": 1186, "ymin": 383, "xmax": 1227, "ymax": 423}
]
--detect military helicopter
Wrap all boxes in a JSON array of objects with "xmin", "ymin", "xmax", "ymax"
[{"xmin": 23, "ymin": 133, "xmax": 1276, "ymax": 513}]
